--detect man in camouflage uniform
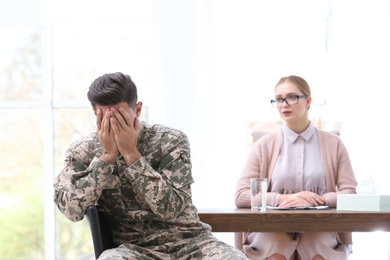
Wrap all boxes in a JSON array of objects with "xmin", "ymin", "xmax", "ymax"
[{"xmin": 54, "ymin": 72, "xmax": 247, "ymax": 260}]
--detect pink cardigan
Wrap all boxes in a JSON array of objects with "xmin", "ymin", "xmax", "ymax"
[{"xmin": 235, "ymin": 128, "xmax": 357, "ymax": 244}]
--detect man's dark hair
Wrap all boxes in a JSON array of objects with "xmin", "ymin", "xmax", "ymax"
[{"xmin": 87, "ymin": 72, "xmax": 138, "ymax": 109}]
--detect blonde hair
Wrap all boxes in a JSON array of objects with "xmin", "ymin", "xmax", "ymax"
[{"xmin": 275, "ymin": 75, "xmax": 311, "ymax": 97}]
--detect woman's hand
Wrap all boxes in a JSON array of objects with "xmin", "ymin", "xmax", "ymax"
[{"xmin": 278, "ymin": 191, "xmax": 325, "ymax": 208}]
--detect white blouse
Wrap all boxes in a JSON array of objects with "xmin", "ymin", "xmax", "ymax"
[{"xmin": 271, "ymin": 122, "xmax": 327, "ymax": 206}]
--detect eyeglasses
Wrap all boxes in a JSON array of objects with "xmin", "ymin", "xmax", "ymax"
[{"xmin": 270, "ymin": 95, "xmax": 308, "ymax": 107}]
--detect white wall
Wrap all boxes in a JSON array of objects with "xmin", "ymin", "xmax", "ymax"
[{"xmin": 144, "ymin": 0, "xmax": 333, "ymax": 208}]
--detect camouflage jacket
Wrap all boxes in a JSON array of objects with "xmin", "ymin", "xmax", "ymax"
[{"xmin": 54, "ymin": 121, "xmax": 211, "ymax": 246}]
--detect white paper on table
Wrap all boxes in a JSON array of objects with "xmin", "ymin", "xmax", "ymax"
[{"xmin": 266, "ymin": 205, "xmax": 330, "ymax": 210}]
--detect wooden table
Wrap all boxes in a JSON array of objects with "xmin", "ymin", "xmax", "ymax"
[{"xmin": 198, "ymin": 208, "xmax": 390, "ymax": 233}]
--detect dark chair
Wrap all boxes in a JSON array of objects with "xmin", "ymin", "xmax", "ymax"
[{"xmin": 85, "ymin": 205, "xmax": 117, "ymax": 259}]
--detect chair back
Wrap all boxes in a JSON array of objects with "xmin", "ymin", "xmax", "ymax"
[{"xmin": 85, "ymin": 205, "xmax": 117, "ymax": 259}]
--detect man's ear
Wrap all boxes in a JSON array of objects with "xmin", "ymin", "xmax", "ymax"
[{"xmin": 135, "ymin": 101, "xmax": 143, "ymax": 117}]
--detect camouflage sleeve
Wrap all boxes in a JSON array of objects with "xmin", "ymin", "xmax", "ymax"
[
  {"xmin": 125, "ymin": 132, "xmax": 193, "ymax": 221},
  {"xmin": 53, "ymin": 143, "xmax": 121, "ymax": 222}
]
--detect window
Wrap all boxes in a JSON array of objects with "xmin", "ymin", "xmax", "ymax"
[{"xmin": 0, "ymin": 26, "xmax": 44, "ymax": 258}]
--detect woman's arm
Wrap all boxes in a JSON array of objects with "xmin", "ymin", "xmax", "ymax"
[
  {"xmin": 324, "ymin": 138, "xmax": 357, "ymax": 207},
  {"xmin": 235, "ymin": 139, "xmax": 279, "ymax": 208}
]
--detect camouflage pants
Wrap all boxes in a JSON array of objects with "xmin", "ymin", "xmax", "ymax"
[{"xmin": 98, "ymin": 233, "xmax": 248, "ymax": 260}]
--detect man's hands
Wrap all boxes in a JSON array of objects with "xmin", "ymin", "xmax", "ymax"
[
  {"xmin": 109, "ymin": 107, "xmax": 141, "ymax": 166},
  {"xmin": 96, "ymin": 109, "xmax": 119, "ymax": 165},
  {"xmin": 96, "ymin": 107, "xmax": 141, "ymax": 166},
  {"xmin": 278, "ymin": 191, "xmax": 325, "ymax": 208}
]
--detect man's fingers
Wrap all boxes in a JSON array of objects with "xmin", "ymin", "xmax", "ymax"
[
  {"xmin": 119, "ymin": 107, "xmax": 132, "ymax": 127},
  {"xmin": 110, "ymin": 107, "xmax": 127, "ymax": 129},
  {"xmin": 103, "ymin": 110, "xmax": 111, "ymax": 134},
  {"xmin": 96, "ymin": 109, "xmax": 102, "ymax": 131},
  {"xmin": 110, "ymin": 117, "xmax": 119, "ymax": 135}
]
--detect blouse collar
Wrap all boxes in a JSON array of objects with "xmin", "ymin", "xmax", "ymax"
[{"xmin": 283, "ymin": 122, "xmax": 315, "ymax": 143}]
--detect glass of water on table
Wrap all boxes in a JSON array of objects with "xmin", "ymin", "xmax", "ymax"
[{"xmin": 250, "ymin": 178, "xmax": 267, "ymax": 212}]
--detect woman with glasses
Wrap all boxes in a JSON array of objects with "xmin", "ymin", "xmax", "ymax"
[{"xmin": 235, "ymin": 75, "xmax": 357, "ymax": 260}]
